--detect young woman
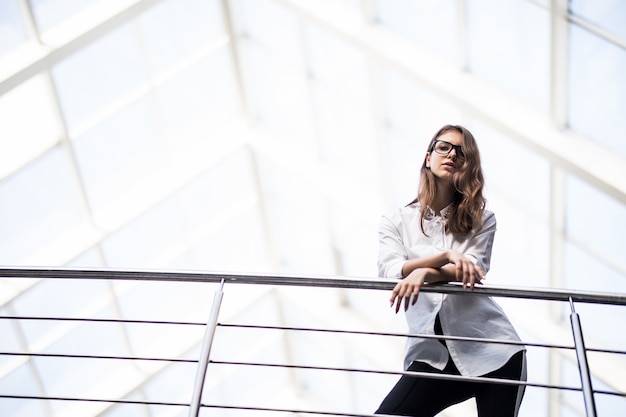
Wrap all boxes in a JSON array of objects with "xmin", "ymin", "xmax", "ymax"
[{"xmin": 375, "ymin": 125, "xmax": 526, "ymax": 417}]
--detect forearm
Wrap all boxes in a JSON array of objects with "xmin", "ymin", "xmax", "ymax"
[
  {"xmin": 422, "ymin": 265, "xmax": 457, "ymax": 284},
  {"xmin": 401, "ymin": 251, "xmax": 450, "ymax": 277}
]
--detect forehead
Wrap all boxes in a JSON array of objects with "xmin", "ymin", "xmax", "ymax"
[{"xmin": 437, "ymin": 130, "xmax": 463, "ymax": 146}]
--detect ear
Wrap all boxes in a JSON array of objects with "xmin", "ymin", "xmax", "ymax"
[{"xmin": 425, "ymin": 152, "xmax": 431, "ymax": 168}]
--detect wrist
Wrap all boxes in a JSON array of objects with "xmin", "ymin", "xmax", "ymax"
[
  {"xmin": 421, "ymin": 267, "xmax": 437, "ymax": 284},
  {"xmin": 444, "ymin": 250, "xmax": 451, "ymax": 264}
]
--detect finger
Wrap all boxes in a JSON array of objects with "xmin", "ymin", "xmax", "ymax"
[
  {"xmin": 392, "ymin": 293, "xmax": 403, "ymax": 314},
  {"xmin": 411, "ymin": 287, "xmax": 420, "ymax": 305},
  {"xmin": 390, "ymin": 284, "xmax": 402, "ymax": 307},
  {"xmin": 476, "ymin": 266, "xmax": 485, "ymax": 280},
  {"xmin": 394, "ymin": 286, "xmax": 406, "ymax": 314},
  {"xmin": 462, "ymin": 262, "xmax": 471, "ymax": 289}
]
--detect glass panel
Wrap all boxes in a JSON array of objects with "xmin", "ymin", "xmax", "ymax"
[
  {"xmin": 304, "ymin": 22, "xmax": 369, "ymax": 100},
  {"xmin": 564, "ymin": 239, "xmax": 626, "ymax": 301},
  {"xmin": 100, "ymin": 197, "xmax": 186, "ymax": 268},
  {"xmin": 240, "ymin": 43, "xmax": 313, "ymax": 137},
  {"xmin": 155, "ymin": 48, "xmax": 240, "ymax": 144},
  {"xmin": 143, "ymin": 362, "xmax": 196, "ymax": 405},
  {"xmin": 561, "ymin": 355, "xmax": 626, "ymax": 416},
  {"xmin": 382, "ymin": 67, "xmax": 463, "ymax": 143},
  {"xmin": 30, "ymin": 0, "xmax": 98, "ymax": 32},
  {"xmin": 257, "ymin": 155, "xmax": 335, "ymax": 275},
  {"xmin": 71, "ymin": 95, "xmax": 161, "ymax": 211},
  {"xmin": 175, "ymin": 149, "xmax": 256, "ymax": 234},
  {"xmin": 51, "ymin": 21, "xmax": 146, "ymax": 132},
  {"xmin": 305, "ymin": 21, "xmax": 379, "ymax": 179},
  {"xmin": 0, "ymin": 75, "xmax": 61, "ymax": 179},
  {"xmin": 559, "ymin": 357, "xmax": 589, "ymax": 415},
  {"xmin": 310, "ymin": 84, "xmax": 377, "ymax": 181},
  {"xmin": 0, "ymin": 365, "xmax": 47, "ymax": 417},
  {"xmin": 137, "ymin": 0, "xmax": 226, "ymax": 76},
  {"xmin": 328, "ymin": 202, "xmax": 378, "ymax": 278},
  {"xmin": 514, "ymin": 328, "xmax": 550, "ymax": 416},
  {"xmin": 569, "ymin": 24, "xmax": 626, "ymax": 157},
  {"xmin": 188, "ymin": 206, "xmax": 271, "ymax": 272},
  {"xmin": 99, "ymin": 392, "xmax": 153, "ymax": 417},
  {"xmin": 0, "ymin": 0, "xmax": 28, "ymax": 57},
  {"xmin": 566, "ymin": 174, "xmax": 626, "ymax": 273},
  {"xmin": 487, "ymin": 193, "xmax": 550, "ymax": 288},
  {"xmin": 174, "ymin": 149, "xmax": 272, "ymax": 272},
  {"xmin": 375, "ymin": 0, "xmax": 459, "ymax": 62},
  {"xmin": 0, "ymin": 307, "xmax": 22, "ymax": 370},
  {"xmin": 570, "ymin": 0, "xmax": 626, "ymax": 40},
  {"xmin": 66, "ymin": 247, "xmax": 104, "ymax": 267},
  {"xmin": 467, "ymin": 0, "xmax": 550, "ymax": 112},
  {"xmin": 0, "ymin": 146, "xmax": 87, "ymax": 265},
  {"xmin": 383, "ymin": 129, "xmax": 425, "ymax": 207},
  {"xmin": 592, "ymin": 376, "xmax": 626, "ymax": 417},
  {"xmin": 235, "ymin": 0, "xmax": 304, "ymax": 70},
  {"xmin": 113, "ymin": 281, "xmax": 213, "ymax": 323},
  {"xmin": 11, "ymin": 279, "xmax": 111, "ymax": 347},
  {"xmin": 476, "ymin": 121, "xmax": 550, "ymax": 221}
]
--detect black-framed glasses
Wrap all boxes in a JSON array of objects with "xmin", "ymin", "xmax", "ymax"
[{"xmin": 431, "ymin": 140, "xmax": 465, "ymax": 160}]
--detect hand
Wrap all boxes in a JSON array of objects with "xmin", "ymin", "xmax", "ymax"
[
  {"xmin": 447, "ymin": 250, "xmax": 484, "ymax": 289},
  {"xmin": 390, "ymin": 269, "xmax": 431, "ymax": 313}
]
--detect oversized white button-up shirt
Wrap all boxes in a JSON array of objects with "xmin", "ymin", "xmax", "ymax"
[{"xmin": 378, "ymin": 202, "xmax": 525, "ymax": 376}]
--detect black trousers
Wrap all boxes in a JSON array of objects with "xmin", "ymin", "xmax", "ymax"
[
  {"xmin": 375, "ymin": 351, "xmax": 526, "ymax": 417},
  {"xmin": 375, "ymin": 316, "xmax": 526, "ymax": 417}
]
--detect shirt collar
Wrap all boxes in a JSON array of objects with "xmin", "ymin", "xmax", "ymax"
[{"xmin": 422, "ymin": 203, "xmax": 451, "ymax": 220}]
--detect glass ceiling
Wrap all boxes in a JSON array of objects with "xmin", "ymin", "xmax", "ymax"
[{"xmin": 1, "ymin": 0, "xmax": 625, "ymax": 416}]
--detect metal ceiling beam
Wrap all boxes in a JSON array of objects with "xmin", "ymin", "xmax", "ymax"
[
  {"xmin": 0, "ymin": 0, "xmax": 164, "ymax": 97},
  {"xmin": 275, "ymin": 0, "xmax": 626, "ymax": 206}
]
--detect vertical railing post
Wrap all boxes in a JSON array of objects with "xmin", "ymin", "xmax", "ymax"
[
  {"xmin": 569, "ymin": 298, "xmax": 597, "ymax": 417},
  {"xmin": 188, "ymin": 280, "xmax": 225, "ymax": 417}
]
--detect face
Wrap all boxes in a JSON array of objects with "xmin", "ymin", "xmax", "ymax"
[{"xmin": 425, "ymin": 130, "xmax": 464, "ymax": 183}]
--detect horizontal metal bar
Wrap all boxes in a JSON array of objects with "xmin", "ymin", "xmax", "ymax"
[
  {"xmin": 0, "ymin": 315, "xmax": 204, "ymax": 326},
  {"xmin": 0, "ymin": 351, "xmax": 195, "ymax": 363},
  {"xmin": 201, "ymin": 403, "xmax": 387, "ymax": 417},
  {"xmin": 0, "ymin": 394, "xmax": 387, "ymax": 417},
  {"xmin": 2, "ymin": 267, "xmax": 626, "ymax": 306},
  {"xmin": 220, "ymin": 323, "xmax": 626, "ymax": 356},
  {"xmin": 0, "ymin": 394, "xmax": 187, "ymax": 407},
  {"xmin": 2, "ymin": 316, "xmax": 625, "ymax": 356},
  {"xmin": 210, "ymin": 360, "xmax": 557, "ymax": 392},
  {"xmin": 209, "ymin": 360, "xmax": 626, "ymax": 398},
  {"xmin": 219, "ymin": 323, "xmax": 562, "ymax": 351}
]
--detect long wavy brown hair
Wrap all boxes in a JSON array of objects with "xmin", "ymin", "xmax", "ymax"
[{"xmin": 409, "ymin": 125, "xmax": 486, "ymax": 235}]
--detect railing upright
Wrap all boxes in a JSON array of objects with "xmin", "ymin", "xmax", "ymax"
[
  {"xmin": 569, "ymin": 298, "xmax": 598, "ymax": 417},
  {"xmin": 188, "ymin": 279, "xmax": 225, "ymax": 417}
]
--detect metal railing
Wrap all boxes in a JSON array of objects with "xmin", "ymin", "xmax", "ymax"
[{"xmin": 1, "ymin": 267, "xmax": 626, "ymax": 417}]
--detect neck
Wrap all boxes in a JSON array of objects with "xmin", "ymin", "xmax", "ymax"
[{"xmin": 432, "ymin": 185, "xmax": 454, "ymax": 214}]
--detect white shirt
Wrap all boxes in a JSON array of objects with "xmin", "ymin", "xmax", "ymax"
[{"xmin": 378, "ymin": 202, "xmax": 525, "ymax": 376}]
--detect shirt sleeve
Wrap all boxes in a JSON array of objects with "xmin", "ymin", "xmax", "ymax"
[
  {"xmin": 377, "ymin": 213, "xmax": 406, "ymax": 279},
  {"xmin": 462, "ymin": 211, "xmax": 497, "ymax": 274}
]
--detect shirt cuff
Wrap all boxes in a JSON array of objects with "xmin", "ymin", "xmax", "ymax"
[{"xmin": 386, "ymin": 262, "xmax": 404, "ymax": 279}]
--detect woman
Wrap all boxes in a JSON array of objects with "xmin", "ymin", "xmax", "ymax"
[{"xmin": 376, "ymin": 125, "xmax": 526, "ymax": 417}]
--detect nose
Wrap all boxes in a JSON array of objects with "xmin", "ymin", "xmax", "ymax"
[{"xmin": 448, "ymin": 149, "xmax": 457, "ymax": 160}]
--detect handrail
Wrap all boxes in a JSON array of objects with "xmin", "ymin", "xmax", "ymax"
[
  {"xmin": 1, "ymin": 267, "xmax": 626, "ymax": 417},
  {"xmin": 2, "ymin": 267, "xmax": 626, "ymax": 306}
]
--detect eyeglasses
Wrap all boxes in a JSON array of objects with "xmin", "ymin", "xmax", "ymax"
[{"xmin": 431, "ymin": 140, "xmax": 465, "ymax": 160}]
